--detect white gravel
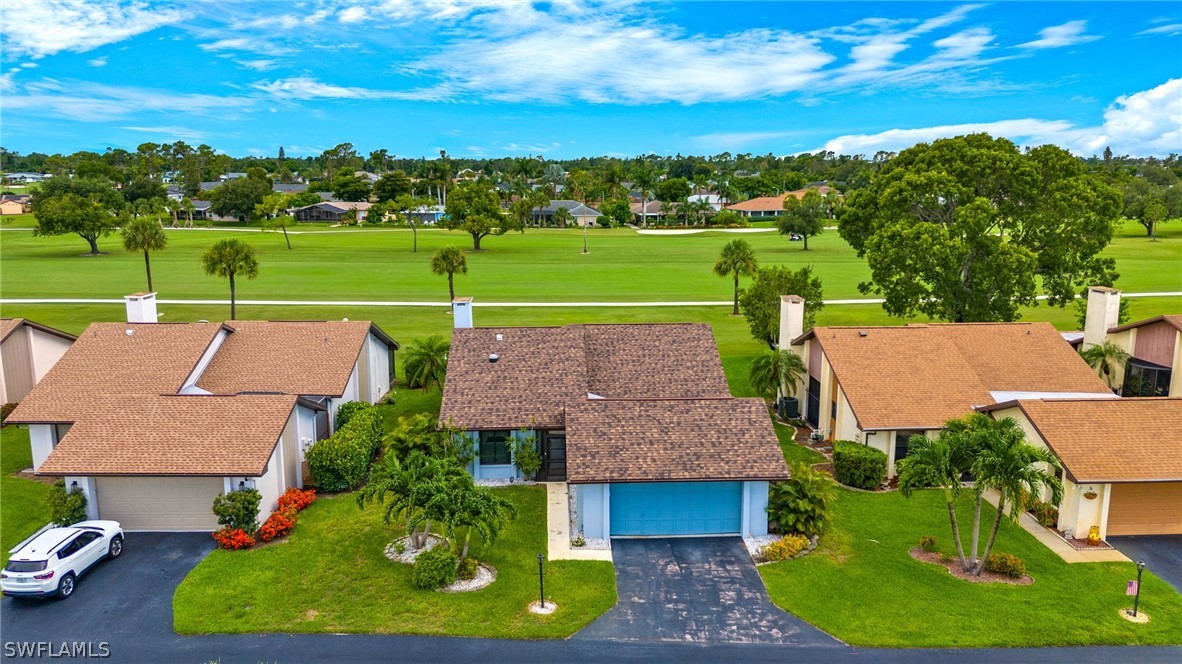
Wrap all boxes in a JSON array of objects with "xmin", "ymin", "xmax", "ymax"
[
  {"xmin": 440, "ymin": 564, "xmax": 496, "ymax": 593},
  {"xmin": 384, "ymin": 534, "xmax": 445, "ymax": 564},
  {"xmin": 744, "ymin": 535, "xmax": 780, "ymax": 561},
  {"xmin": 528, "ymin": 600, "xmax": 558, "ymax": 615},
  {"xmin": 573, "ymin": 537, "xmax": 610, "ymax": 551},
  {"xmin": 475, "ymin": 478, "xmax": 536, "ymax": 487}
]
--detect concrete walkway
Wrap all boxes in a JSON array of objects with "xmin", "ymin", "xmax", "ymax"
[
  {"xmin": 981, "ymin": 490, "xmax": 1129, "ymax": 564},
  {"xmin": 546, "ymin": 482, "xmax": 612, "ymax": 561}
]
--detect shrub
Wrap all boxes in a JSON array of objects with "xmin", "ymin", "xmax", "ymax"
[
  {"xmin": 334, "ymin": 401, "xmax": 370, "ymax": 430},
  {"xmin": 212, "ymin": 527, "xmax": 256, "ymax": 550},
  {"xmin": 212, "ymin": 489, "xmax": 262, "ymax": 535},
  {"xmin": 412, "ymin": 546, "xmax": 458, "ymax": 589},
  {"xmin": 47, "ymin": 480, "xmax": 88, "ymax": 526},
  {"xmin": 920, "ymin": 535, "xmax": 938, "ymax": 553},
  {"xmin": 833, "ymin": 440, "xmax": 887, "ymax": 490},
  {"xmin": 572, "ymin": 535, "xmax": 586, "ymax": 548},
  {"xmin": 393, "ymin": 540, "xmax": 406, "ymax": 555},
  {"xmin": 760, "ymin": 534, "xmax": 811, "ymax": 561},
  {"xmin": 457, "ymin": 556, "xmax": 479, "ymax": 581},
  {"xmin": 306, "ymin": 408, "xmax": 384, "ymax": 492},
  {"xmin": 985, "ymin": 553, "xmax": 1026, "ymax": 578},
  {"xmin": 767, "ymin": 461, "xmax": 838, "ymax": 537},
  {"xmin": 258, "ymin": 508, "xmax": 297, "ymax": 542},
  {"xmin": 0, "ymin": 402, "xmax": 16, "ymax": 424},
  {"xmin": 511, "ymin": 433, "xmax": 542, "ymax": 479},
  {"xmin": 1030, "ymin": 501, "xmax": 1059, "ymax": 529},
  {"xmin": 278, "ymin": 487, "xmax": 317, "ymax": 512}
]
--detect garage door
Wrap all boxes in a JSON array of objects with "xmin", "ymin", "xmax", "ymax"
[
  {"xmin": 96, "ymin": 477, "xmax": 223, "ymax": 531},
  {"xmin": 610, "ymin": 482, "xmax": 742, "ymax": 537},
  {"xmin": 1107, "ymin": 482, "xmax": 1182, "ymax": 536}
]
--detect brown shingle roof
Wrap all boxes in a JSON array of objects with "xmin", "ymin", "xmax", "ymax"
[
  {"xmin": 797, "ymin": 323, "xmax": 1111, "ymax": 430},
  {"xmin": 726, "ymin": 195, "xmax": 787, "ymax": 212},
  {"xmin": 983, "ymin": 398, "xmax": 1182, "ymax": 482},
  {"xmin": 565, "ymin": 398, "xmax": 789, "ymax": 483},
  {"xmin": 439, "ymin": 323, "xmax": 730, "ymax": 430},
  {"xmin": 0, "ymin": 318, "xmax": 78, "ymax": 343},
  {"xmin": 37, "ymin": 394, "xmax": 298, "ymax": 476},
  {"xmin": 1107, "ymin": 314, "xmax": 1182, "ymax": 334}
]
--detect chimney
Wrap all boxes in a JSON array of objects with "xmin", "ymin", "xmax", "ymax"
[
  {"xmin": 1082, "ymin": 286, "xmax": 1121, "ymax": 349},
  {"xmin": 778, "ymin": 295, "xmax": 805, "ymax": 350},
  {"xmin": 452, "ymin": 296, "xmax": 473, "ymax": 329},
  {"xmin": 124, "ymin": 292, "xmax": 158, "ymax": 323}
]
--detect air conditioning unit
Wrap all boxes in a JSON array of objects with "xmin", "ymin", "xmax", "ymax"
[{"xmin": 778, "ymin": 396, "xmax": 799, "ymax": 419}]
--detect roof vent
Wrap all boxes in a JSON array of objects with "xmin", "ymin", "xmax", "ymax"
[
  {"xmin": 495, "ymin": 333, "xmax": 504, "ymax": 341},
  {"xmin": 125, "ymin": 329, "xmax": 135, "ymax": 336},
  {"xmin": 858, "ymin": 330, "xmax": 867, "ymax": 337},
  {"xmin": 489, "ymin": 353, "xmax": 499, "ymax": 363}
]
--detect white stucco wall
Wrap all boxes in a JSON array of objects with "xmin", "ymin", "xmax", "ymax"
[
  {"xmin": 254, "ymin": 446, "xmax": 286, "ymax": 519},
  {"xmin": 741, "ymin": 481, "xmax": 770, "ymax": 537},
  {"xmin": 328, "ymin": 365, "xmax": 361, "ymax": 431},
  {"xmin": 576, "ymin": 483, "xmax": 610, "ymax": 539},
  {"xmin": 29, "ymin": 423, "xmax": 56, "ymax": 471},
  {"xmin": 368, "ymin": 333, "xmax": 391, "ymax": 402},
  {"xmin": 833, "ymin": 387, "xmax": 861, "ymax": 442}
]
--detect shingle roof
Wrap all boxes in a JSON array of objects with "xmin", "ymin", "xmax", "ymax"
[
  {"xmin": 439, "ymin": 323, "xmax": 730, "ymax": 430},
  {"xmin": 37, "ymin": 394, "xmax": 298, "ymax": 476},
  {"xmin": 565, "ymin": 398, "xmax": 789, "ymax": 483},
  {"xmin": 726, "ymin": 195, "xmax": 786, "ymax": 212},
  {"xmin": 1107, "ymin": 314, "xmax": 1182, "ymax": 334},
  {"xmin": 0, "ymin": 318, "xmax": 77, "ymax": 344},
  {"xmin": 982, "ymin": 398, "xmax": 1182, "ymax": 482},
  {"xmin": 797, "ymin": 323, "xmax": 1111, "ymax": 430}
]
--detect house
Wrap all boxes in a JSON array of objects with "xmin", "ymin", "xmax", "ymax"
[
  {"xmin": 979, "ymin": 398, "xmax": 1182, "ymax": 538},
  {"xmin": 272, "ymin": 183, "xmax": 309, "ymax": 194},
  {"xmin": 293, "ymin": 201, "xmax": 372, "ymax": 223},
  {"xmin": 189, "ymin": 199, "xmax": 212, "ymax": 220},
  {"xmin": 404, "ymin": 205, "xmax": 446, "ymax": 224},
  {"xmin": 439, "ymin": 298, "xmax": 788, "ymax": 538},
  {"xmin": 6, "ymin": 293, "xmax": 398, "ymax": 531},
  {"xmin": 1082, "ymin": 287, "xmax": 1182, "ymax": 397},
  {"xmin": 784, "ymin": 296, "xmax": 1114, "ymax": 476},
  {"xmin": 629, "ymin": 200, "xmax": 663, "ymax": 223},
  {"xmin": 535, "ymin": 200, "xmax": 602, "ymax": 227},
  {"xmin": 353, "ymin": 171, "xmax": 380, "ymax": 183},
  {"xmin": 2, "ymin": 172, "xmax": 48, "ymax": 183},
  {"xmin": 0, "ymin": 195, "xmax": 28, "ymax": 215},
  {"xmin": 0, "ymin": 319, "xmax": 76, "ymax": 404},
  {"xmin": 725, "ymin": 186, "xmax": 836, "ymax": 218},
  {"xmin": 686, "ymin": 193, "xmax": 724, "ymax": 211},
  {"xmin": 164, "ymin": 185, "xmax": 184, "ymax": 201}
]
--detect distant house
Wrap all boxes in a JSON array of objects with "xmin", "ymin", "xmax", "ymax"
[
  {"xmin": 2, "ymin": 172, "xmax": 48, "ymax": 183},
  {"xmin": 725, "ymin": 186, "xmax": 836, "ymax": 218},
  {"xmin": 0, "ymin": 318, "xmax": 76, "ymax": 404},
  {"xmin": 293, "ymin": 201, "xmax": 372, "ymax": 223},
  {"xmin": 221, "ymin": 172, "xmax": 247, "ymax": 180},
  {"xmin": 536, "ymin": 200, "xmax": 602, "ymax": 227},
  {"xmin": 687, "ymin": 193, "xmax": 724, "ymax": 211},
  {"xmin": 404, "ymin": 205, "xmax": 446, "ymax": 224},
  {"xmin": 190, "ymin": 199, "xmax": 213, "ymax": 220},
  {"xmin": 164, "ymin": 185, "xmax": 184, "ymax": 201},
  {"xmin": 0, "ymin": 195, "xmax": 29, "ymax": 215},
  {"xmin": 353, "ymin": 171, "xmax": 380, "ymax": 183},
  {"xmin": 272, "ymin": 183, "xmax": 309, "ymax": 194},
  {"xmin": 629, "ymin": 200, "xmax": 663, "ymax": 223}
]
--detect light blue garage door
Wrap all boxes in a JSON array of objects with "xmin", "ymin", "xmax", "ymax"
[{"xmin": 609, "ymin": 482, "xmax": 743, "ymax": 536}]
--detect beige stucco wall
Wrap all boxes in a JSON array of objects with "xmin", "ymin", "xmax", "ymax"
[
  {"xmin": 1171, "ymin": 330, "xmax": 1182, "ymax": 396},
  {"xmin": 833, "ymin": 386, "xmax": 860, "ymax": 442},
  {"xmin": 1104, "ymin": 329, "xmax": 1136, "ymax": 392},
  {"xmin": 29, "ymin": 329, "xmax": 73, "ymax": 383}
]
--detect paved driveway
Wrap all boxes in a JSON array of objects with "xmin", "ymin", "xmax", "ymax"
[
  {"xmin": 1109, "ymin": 535, "xmax": 1182, "ymax": 593},
  {"xmin": 575, "ymin": 536, "xmax": 839, "ymax": 645}
]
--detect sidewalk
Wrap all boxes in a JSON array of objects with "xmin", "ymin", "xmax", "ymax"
[
  {"xmin": 981, "ymin": 490, "xmax": 1129, "ymax": 564},
  {"xmin": 545, "ymin": 482, "xmax": 612, "ymax": 562}
]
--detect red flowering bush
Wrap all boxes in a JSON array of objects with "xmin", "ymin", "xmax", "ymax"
[
  {"xmin": 278, "ymin": 487, "xmax": 317, "ymax": 512},
  {"xmin": 258, "ymin": 508, "xmax": 298, "ymax": 542},
  {"xmin": 212, "ymin": 527, "xmax": 255, "ymax": 550}
]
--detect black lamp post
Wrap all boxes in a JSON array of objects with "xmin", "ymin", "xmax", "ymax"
[
  {"xmin": 1133, "ymin": 560, "xmax": 1146, "ymax": 617},
  {"xmin": 537, "ymin": 553, "xmax": 546, "ymax": 609}
]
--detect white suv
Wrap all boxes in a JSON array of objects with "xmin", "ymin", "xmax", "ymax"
[{"xmin": 2, "ymin": 521, "xmax": 124, "ymax": 599}]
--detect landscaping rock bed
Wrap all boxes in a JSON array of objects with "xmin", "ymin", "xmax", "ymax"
[
  {"xmin": 909, "ymin": 548, "xmax": 1034, "ymax": 586},
  {"xmin": 440, "ymin": 563, "xmax": 496, "ymax": 593},
  {"xmin": 476, "ymin": 478, "xmax": 536, "ymax": 487},
  {"xmin": 528, "ymin": 599, "xmax": 558, "ymax": 615},
  {"xmin": 747, "ymin": 534, "xmax": 819, "ymax": 564},
  {"xmin": 573, "ymin": 537, "xmax": 610, "ymax": 551},
  {"xmin": 384, "ymin": 534, "xmax": 445, "ymax": 564}
]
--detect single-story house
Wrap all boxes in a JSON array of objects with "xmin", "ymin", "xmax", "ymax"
[
  {"xmin": 785, "ymin": 296, "xmax": 1114, "ymax": 476},
  {"xmin": 686, "ymin": 193, "xmax": 724, "ymax": 211},
  {"xmin": 404, "ymin": 205, "xmax": 446, "ymax": 224},
  {"xmin": 272, "ymin": 183, "xmax": 309, "ymax": 194},
  {"xmin": 6, "ymin": 292, "xmax": 398, "ymax": 531},
  {"xmin": 630, "ymin": 200, "xmax": 663, "ymax": 223},
  {"xmin": 979, "ymin": 398, "xmax": 1182, "ymax": 538},
  {"xmin": 0, "ymin": 196, "xmax": 28, "ymax": 215},
  {"xmin": 1, "ymin": 318, "xmax": 76, "ymax": 404},
  {"xmin": 535, "ymin": 200, "xmax": 603, "ymax": 228},
  {"xmin": 293, "ymin": 201, "xmax": 372, "ymax": 223},
  {"xmin": 2, "ymin": 172, "xmax": 48, "ymax": 183},
  {"xmin": 725, "ymin": 186, "xmax": 836, "ymax": 218},
  {"xmin": 439, "ymin": 298, "xmax": 788, "ymax": 538}
]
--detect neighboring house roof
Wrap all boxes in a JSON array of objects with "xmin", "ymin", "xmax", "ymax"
[
  {"xmin": 537, "ymin": 200, "xmax": 601, "ymax": 216},
  {"xmin": 440, "ymin": 323, "xmax": 730, "ymax": 430},
  {"xmin": 725, "ymin": 187, "xmax": 835, "ymax": 212},
  {"xmin": 795, "ymin": 323, "xmax": 1112, "ymax": 430},
  {"xmin": 198, "ymin": 181, "xmax": 220, "ymax": 191},
  {"xmin": 272, "ymin": 183, "xmax": 309, "ymax": 193},
  {"xmin": 297, "ymin": 201, "xmax": 372, "ymax": 213},
  {"xmin": 979, "ymin": 398, "xmax": 1182, "ymax": 483},
  {"xmin": 565, "ymin": 398, "xmax": 789, "ymax": 484},
  {"xmin": 1107, "ymin": 314, "xmax": 1182, "ymax": 334},
  {"xmin": 630, "ymin": 201, "xmax": 663, "ymax": 215},
  {"xmin": 316, "ymin": 191, "xmax": 338, "ymax": 201},
  {"xmin": 0, "ymin": 318, "xmax": 77, "ymax": 344},
  {"xmin": 191, "ymin": 199, "xmax": 212, "ymax": 211}
]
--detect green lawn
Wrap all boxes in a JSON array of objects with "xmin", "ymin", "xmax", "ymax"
[
  {"xmin": 775, "ymin": 421, "xmax": 826, "ymax": 466},
  {"xmin": 173, "ymin": 485, "xmax": 617, "ymax": 637},
  {"xmin": 0, "ymin": 426, "xmax": 53, "ymax": 565},
  {"xmin": 760, "ymin": 489, "xmax": 1182, "ymax": 647}
]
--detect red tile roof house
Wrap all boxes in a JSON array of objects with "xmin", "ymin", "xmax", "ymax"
[
  {"xmin": 1, "ymin": 318, "xmax": 76, "ymax": 404},
  {"xmin": 439, "ymin": 298, "xmax": 788, "ymax": 539},
  {"xmin": 6, "ymin": 293, "xmax": 398, "ymax": 531}
]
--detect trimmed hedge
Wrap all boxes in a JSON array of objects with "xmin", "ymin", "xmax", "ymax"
[
  {"xmin": 306, "ymin": 404, "xmax": 384, "ymax": 492},
  {"xmin": 412, "ymin": 546, "xmax": 458, "ymax": 589},
  {"xmin": 335, "ymin": 400, "xmax": 370, "ymax": 430},
  {"xmin": 833, "ymin": 440, "xmax": 887, "ymax": 490},
  {"xmin": 985, "ymin": 552, "xmax": 1027, "ymax": 578}
]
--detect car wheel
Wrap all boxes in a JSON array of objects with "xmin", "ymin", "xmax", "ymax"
[
  {"xmin": 108, "ymin": 536, "xmax": 124, "ymax": 559},
  {"xmin": 57, "ymin": 573, "xmax": 76, "ymax": 599}
]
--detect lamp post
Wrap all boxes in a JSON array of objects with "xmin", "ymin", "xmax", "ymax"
[
  {"xmin": 1133, "ymin": 560, "xmax": 1146, "ymax": 617},
  {"xmin": 537, "ymin": 553, "xmax": 546, "ymax": 609}
]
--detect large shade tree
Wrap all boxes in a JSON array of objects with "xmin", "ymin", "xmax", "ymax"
[
  {"xmin": 739, "ymin": 266, "xmax": 824, "ymax": 349},
  {"xmin": 839, "ymin": 134, "xmax": 1122, "ymax": 323},
  {"xmin": 121, "ymin": 216, "xmax": 168, "ymax": 291},
  {"xmin": 713, "ymin": 239, "xmax": 759, "ymax": 315},
  {"xmin": 778, "ymin": 188, "xmax": 827, "ymax": 250},
  {"xmin": 442, "ymin": 181, "xmax": 518, "ymax": 250},
  {"xmin": 201, "ymin": 238, "xmax": 259, "ymax": 319},
  {"xmin": 30, "ymin": 177, "xmax": 124, "ymax": 254}
]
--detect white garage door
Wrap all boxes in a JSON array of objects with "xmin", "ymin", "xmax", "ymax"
[{"xmin": 96, "ymin": 476, "xmax": 223, "ymax": 531}]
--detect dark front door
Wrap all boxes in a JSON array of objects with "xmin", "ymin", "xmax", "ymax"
[
  {"xmin": 540, "ymin": 431, "xmax": 567, "ymax": 481},
  {"xmin": 806, "ymin": 377, "xmax": 821, "ymax": 428}
]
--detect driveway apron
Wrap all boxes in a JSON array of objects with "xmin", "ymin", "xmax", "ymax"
[
  {"xmin": 575, "ymin": 536, "xmax": 839, "ymax": 645},
  {"xmin": 1108, "ymin": 535, "xmax": 1182, "ymax": 594}
]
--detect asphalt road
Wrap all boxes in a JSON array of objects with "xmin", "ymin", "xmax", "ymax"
[{"xmin": 1109, "ymin": 535, "xmax": 1182, "ymax": 593}]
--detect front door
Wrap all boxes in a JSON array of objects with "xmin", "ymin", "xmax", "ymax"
[{"xmin": 540, "ymin": 431, "xmax": 567, "ymax": 481}]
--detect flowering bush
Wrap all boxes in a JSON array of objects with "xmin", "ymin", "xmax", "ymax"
[
  {"xmin": 1030, "ymin": 501, "xmax": 1059, "ymax": 529},
  {"xmin": 258, "ymin": 508, "xmax": 298, "ymax": 542},
  {"xmin": 985, "ymin": 552, "xmax": 1027, "ymax": 578},
  {"xmin": 213, "ymin": 527, "xmax": 256, "ymax": 550},
  {"xmin": 278, "ymin": 487, "xmax": 317, "ymax": 512},
  {"xmin": 760, "ymin": 534, "xmax": 811, "ymax": 561}
]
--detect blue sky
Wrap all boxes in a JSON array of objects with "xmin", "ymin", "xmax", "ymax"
[{"xmin": 1, "ymin": 1, "xmax": 1179, "ymax": 159}]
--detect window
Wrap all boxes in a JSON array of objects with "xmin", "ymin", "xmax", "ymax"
[
  {"xmin": 1122, "ymin": 359, "xmax": 1172, "ymax": 397},
  {"xmin": 479, "ymin": 431, "xmax": 512, "ymax": 465},
  {"xmin": 75, "ymin": 532, "xmax": 101, "ymax": 548},
  {"xmin": 57, "ymin": 538, "xmax": 83, "ymax": 559},
  {"xmin": 4, "ymin": 560, "xmax": 47, "ymax": 572},
  {"xmin": 894, "ymin": 430, "xmax": 925, "ymax": 464}
]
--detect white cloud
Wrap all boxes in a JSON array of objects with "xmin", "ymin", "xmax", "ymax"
[
  {"xmin": 339, "ymin": 6, "xmax": 367, "ymax": 23},
  {"xmin": 1138, "ymin": 23, "xmax": 1182, "ymax": 37},
  {"xmin": 20, "ymin": 62, "xmax": 38, "ymax": 69},
  {"xmin": 3, "ymin": 79, "xmax": 253, "ymax": 122},
  {"xmin": 198, "ymin": 38, "xmax": 292, "ymax": 57},
  {"xmin": 1, "ymin": 0, "xmax": 185, "ymax": 59},
  {"xmin": 88, "ymin": 56, "xmax": 108, "ymax": 67},
  {"xmin": 250, "ymin": 76, "xmax": 441, "ymax": 101},
  {"xmin": 121, "ymin": 125, "xmax": 209, "ymax": 141},
  {"xmin": 237, "ymin": 59, "xmax": 277, "ymax": 71},
  {"xmin": 1018, "ymin": 20, "xmax": 1101, "ymax": 49},
  {"xmin": 817, "ymin": 78, "xmax": 1181, "ymax": 157}
]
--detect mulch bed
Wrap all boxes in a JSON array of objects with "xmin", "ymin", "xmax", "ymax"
[
  {"xmin": 812, "ymin": 462, "xmax": 835, "ymax": 476},
  {"xmin": 1056, "ymin": 532, "xmax": 1115, "ymax": 551},
  {"xmin": 909, "ymin": 548, "xmax": 1033, "ymax": 586}
]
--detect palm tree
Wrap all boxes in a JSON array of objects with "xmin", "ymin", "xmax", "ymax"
[
  {"xmin": 748, "ymin": 349, "xmax": 806, "ymax": 401},
  {"xmin": 970, "ymin": 417, "xmax": 1062, "ymax": 575},
  {"xmin": 402, "ymin": 335, "xmax": 450, "ymax": 391},
  {"xmin": 631, "ymin": 164, "xmax": 658, "ymax": 229},
  {"xmin": 897, "ymin": 425, "xmax": 978, "ymax": 572},
  {"xmin": 552, "ymin": 206, "xmax": 572, "ymax": 229},
  {"xmin": 431, "ymin": 245, "xmax": 468, "ymax": 303},
  {"xmin": 201, "ymin": 238, "xmax": 259, "ymax": 319},
  {"xmin": 1079, "ymin": 341, "xmax": 1130, "ymax": 391},
  {"xmin": 449, "ymin": 483, "xmax": 518, "ymax": 560},
  {"xmin": 179, "ymin": 197, "xmax": 196, "ymax": 228},
  {"xmin": 121, "ymin": 216, "xmax": 167, "ymax": 292},
  {"xmin": 713, "ymin": 239, "xmax": 759, "ymax": 315}
]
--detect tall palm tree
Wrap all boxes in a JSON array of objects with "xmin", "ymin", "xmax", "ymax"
[
  {"xmin": 179, "ymin": 197, "xmax": 196, "ymax": 227},
  {"xmin": 402, "ymin": 335, "xmax": 450, "ymax": 391},
  {"xmin": 630, "ymin": 164, "xmax": 658, "ymax": 229},
  {"xmin": 449, "ymin": 483, "xmax": 518, "ymax": 560},
  {"xmin": 1079, "ymin": 341, "xmax": 1130, "ymax": 391},
  {"xmin": 121, "ymin": 216, "xmax": 167, "ymax": 292},
  {"xmin": 897, "ymin": 425, "xmax": 977, "ymax": 572},
  {"xmin": 970, "ymin": 417, "xmax": 1062, "ymax": 575},
  {"xmin": 431, "ymin": 245, "xmax": 468, "ymax": 303},
  {"xmin": 748, "ymin": 349, "xmax": 806, "ymax": 401},
  {"xmin": 201, "ymin": 238, "xmax": 259, "ymax": 319},
  {"xmin": 552, "ymin": 206, "xmax": 572, "ymax": 229},
  {"xmin": 713, "ymin": 239, "xmax": 759, "ymax": 315}
]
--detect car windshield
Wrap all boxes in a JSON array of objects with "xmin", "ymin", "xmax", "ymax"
[{"xmin": 4, "ymin": 560, "xmax": 47, "ymax": 573}]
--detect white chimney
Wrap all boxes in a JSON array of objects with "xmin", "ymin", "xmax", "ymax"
[
  {"xmin": 778, "ymin": 295, "xmax": 805, "ymax": 350},
  {"xmin": 124, "ymin": 292, "xmax": 158, "ymax": 323},
  {"xmin": 1082, "ymin": 286, "xmax": 1121, "ymax": 349},
  {"xmin": 452, "ymin": 296, "xmax": 473, "ymax": 329}
]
